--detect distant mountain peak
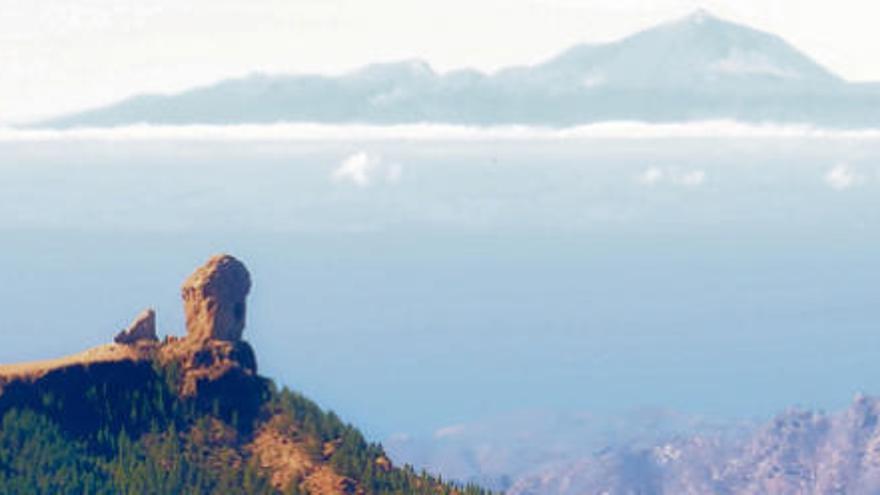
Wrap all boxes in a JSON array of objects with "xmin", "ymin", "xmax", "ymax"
[
  {"xmin": 685, "ymin": 8, "xmax": 717, "ymax": 24},
  {"xmin": 36, "ymin": 12, "xmax": 877, "ymax": 129},
  {"xmin": 536, "ymin": 9, "xmax": 841, "ymax": 91},
  {"xmin": 657, "ymin": 8, "xmax": 737, "ymax": 34}
]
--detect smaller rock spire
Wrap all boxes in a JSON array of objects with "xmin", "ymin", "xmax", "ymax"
[{"xmin": 114, "ymin": 308, "xmax": 158, "ymax": 345}]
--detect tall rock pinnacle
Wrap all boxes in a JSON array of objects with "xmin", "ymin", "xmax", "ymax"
[{"xmin": 181, "ymin": 254, "xmax": 251, "ymax": 342}]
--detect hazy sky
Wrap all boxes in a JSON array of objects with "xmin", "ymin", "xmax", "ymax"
[{"xmin": 2, "ymin": 0, "xmax": 879, "ymax": 123}]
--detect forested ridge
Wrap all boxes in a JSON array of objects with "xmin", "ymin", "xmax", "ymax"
[{"xmin": 0, "ymin": 359, "xmax": 490, "ymax": 495}]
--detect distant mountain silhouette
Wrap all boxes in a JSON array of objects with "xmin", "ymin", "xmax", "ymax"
[{"xmin": 39, "ymin": 10, "xmax": 880, "ymax": 128}]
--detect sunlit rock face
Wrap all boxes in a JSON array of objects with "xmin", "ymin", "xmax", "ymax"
[
  {"xmin": 181, "ymin": 254, "xmax": 251, "ymax": 342},
  {"xmin": 170, "ymin": 254, "xmax": 261, "ymax": 406}
]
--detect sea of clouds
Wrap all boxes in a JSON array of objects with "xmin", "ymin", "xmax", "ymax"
[{"xmin": 3, "ymin": 120, "xmax": 880, "ymax": 142}]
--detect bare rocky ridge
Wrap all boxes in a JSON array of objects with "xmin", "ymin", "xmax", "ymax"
[{"xmin": 0, "ymin": 343, "xmax": 154, "ymax": 387}]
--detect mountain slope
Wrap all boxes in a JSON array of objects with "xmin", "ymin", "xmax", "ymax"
[
  {"xmin": 516, "ymin": 10, "xmax": 841, "ymax": 91},
  {"xmin": 38, "ymin": 11, "xmax": 880, "ymax": 129},
  {"xmin": 505, "ymin": 395, "xmax": 880, "ymax": 495},
  {"xmin": 0, "ymin": 254, "xmax": 490, "ymax": 495}
]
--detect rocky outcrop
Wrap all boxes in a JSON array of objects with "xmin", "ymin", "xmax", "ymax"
[
  {"xmin": 181, "ymin": 254, "xmax": 251, "ymax": 342},
  {"xmin": 114, "ymin": 308, "xmax": 158, "ymax": 344},
  {"xmin": 158, "ymin": 255, "xmax": 263, "ymax": 406},
  {"xmin": 2, "ymin": 254, "xmax": 261, "ymax": 411},
  {"xmin": 153, "ymin": 254, "xmax": 265, "ymax": 422}
]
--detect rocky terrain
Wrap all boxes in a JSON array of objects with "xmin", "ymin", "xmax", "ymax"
[
  {"xmin": 502, "ymin": 396, "xmax": 880, "ymax": 495},
  {"xmin": 0, "ymin": 254, "xmax": 489, "ymax": 495}
]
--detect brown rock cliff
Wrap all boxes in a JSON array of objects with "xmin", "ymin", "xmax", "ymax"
[{"xmin": 181, "ymin": 254, "xmax": 251, "ymax": 343}]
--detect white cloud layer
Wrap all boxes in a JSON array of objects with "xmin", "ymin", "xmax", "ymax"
[{"xmin": 4, "ymin": 121, "xmax": 880, "ymax": 143}]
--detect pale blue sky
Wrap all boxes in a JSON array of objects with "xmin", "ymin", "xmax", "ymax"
[{"xmin": 2, "ymin": 0, "xmax": 879, "ymax": 124}]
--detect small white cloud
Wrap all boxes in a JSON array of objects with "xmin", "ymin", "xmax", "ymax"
[
  {"xmin": 332, "ymin": 151, "xmax": 402, "ymax": 187},
  {"xmin": 637, "ymin": 168, "xmax": 706, "ymax": 187},
  {"xmin": 825, "ymin": 163, "xmax": 861, "ymax": 190},
  {"xmin": 637, "ymin": 167, "xmax": 664, "ymax": 185},
  {"xmin": 675, "ymin": 170, "xmax": 706, "ymax": 187},
  {"xmin": 333, "ymin": 151, "xmax": 377, "ymax": 187},
  {"xmin": 434, "ymin": 424, "xmax": 466, "ymax": 439}
]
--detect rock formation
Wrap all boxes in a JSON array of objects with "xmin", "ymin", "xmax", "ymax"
[
  {"xmin": 114, "ymin": 308, "xmax": 158, "ymax": 345},
  {"xmin": 1, "ymin": 254, "xmax": 260, "ymax": 402},
  {"xmin": 181, "ymin": 254, "xmax": 251, "ymax": 342},
  {"xmin": 158, "ymin": 254, "xmax": 261, "ymax": 402}
]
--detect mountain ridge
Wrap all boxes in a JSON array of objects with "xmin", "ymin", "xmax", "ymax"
[
  {"xmin": 506, "ymin": 394, "xmax": 880, "ymax": 495},
  {"xmin": 36, "ymin": 11, "xmax": 880, "ymax": 129}
]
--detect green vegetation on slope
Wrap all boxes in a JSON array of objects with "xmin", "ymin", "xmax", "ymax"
[{"xmin": 0, "ymin": 361, "xmax": 490, "ymax": 495}]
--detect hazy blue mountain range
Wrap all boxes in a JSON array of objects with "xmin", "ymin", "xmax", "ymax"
[
  {"xmin": 386, "ymin": 396, "xmax": 880, "ymax": 495},
  {"xmin": 39, "ymin": 10, "xmax": 880, "ymax": 129},
  {"xmin": 384, "ymin": 408, "xmax": 751, "ymax": 493},
  {"xmin": 505, "ymin": 395, "xmax": 880, "ymax": 495}
]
